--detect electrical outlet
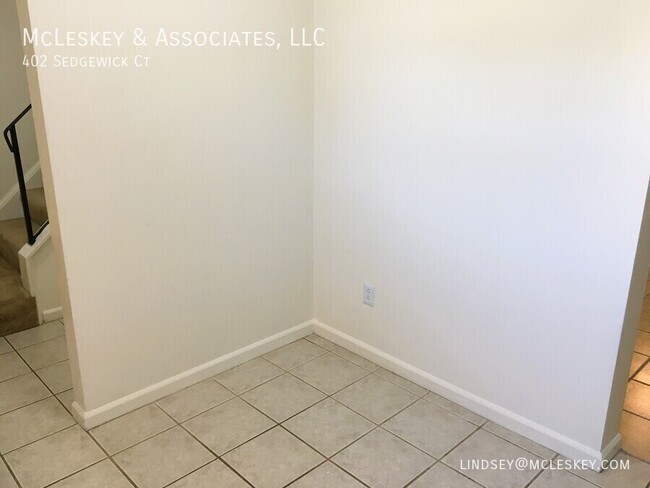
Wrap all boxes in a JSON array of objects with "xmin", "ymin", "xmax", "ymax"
[{"xmin": 363, "ymin": 282, "xmax": 375, "ymax": 307}]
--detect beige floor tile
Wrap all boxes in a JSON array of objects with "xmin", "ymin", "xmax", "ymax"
[
  {"xmin": 35, "ymin": 361, "xmax": 72, "ymax": 394},
  {"xmin": 0, "ymin": 351, "xmax": 30, "ymax": 382},
  {"xmin": 528, "ymin": 468, "xmax": 597, "ymax": 488},
  {"xmin": 284, "ymin": 398, "xmax": 374, "ymax": 456},
  {"xmin": 410, "ymin": 463, "xmax": 482, "ymax": 487},
  {"xmin": 168, "ymin": 460, "xmax": 248, "ymax": 487},
  {"xmin": 635, "ymin": 331, "xmax": 650, "ymax": 356},
  {"xmin": 0, "ymin": 337, "xmax": 12, "ymax": 354},
  {"xmin": 90, "ymin": 403, "xmax": 176, "ymax": 454},
  {"xmin": 384, "ymin": 399, "xmax": 476, "ymax": 458},
  {"xmin": 113, "ymin": 426, "xmax": 214, "ymax": 488},
  {"xmin": 183, "ymin": 397, "xmax": 274, "ymax": 455},
  {"xmin": 4, "ymin": 425, "xmax": 105, "ymax": 488},
  {"xmin": 332, "ymin": 347, "xmax": 380, "ymax": 371},
  {"xmin": 291, "ymin": 353, "xmax": 368, "ymax": 394},
  {"xmin": 624, "ymin": 381, "xmax": 650, "ymax": 419},
  {"xmin": 375, "ymin": 368, "xmax": 428, "ymax": 396},
  {"xmin": 157, "ymin": 379, "xmax": 234, "ymax": 422},
  {"xmin": 214, "ymin": 357, "xmax": 283, "ymax": 394},
  {"xmin": 56, "ymin": 390, "xmax": 75, "ymax": 416},
  {"xmin": 304, "ymin": 334, "xmax": 338, "ymax": 351},
  {"xmin": 333, "ymin": 374, "xmax": 418, "ymax": 423},
  {"xmin": 443, "ymin": 430, "xmax": 542, "ymax": 488},
  {"xmin": 18, "ymin": 336, "xmax": 68, "ymax": 370},
  {"xmin": 620, "ymin": 411, "xmax": 650, "ymax": 463},
  {"xmin": 483, "ymin": 421, "xmax": 556, "ymax": 459},
  {"xmin": 223, "ymin": 427, "xmax": 324, "ymax": 488},
  {"xmin": 288, "ymin": 462, "xmax": 365, "ymax": 487},
  {"xmin": 423, "ymin": 391, "xmax": 486, "ymax": 425},
  {"xmin": 263, "ymin": 339, "xmax": 327, "ymax": 370},
  {"xmin": 6, "ymin": 321, "xmax": 64, "ymax": 350},
  {"xmin": 630, "ymin": 353, "xmax": 649, "ymax": 379},
  {"xmin": 0, "ymin": 460, "xmax": 19, "ymax": 488},
  {"xmin": 48, "ymin": 460, "xmax": 132, "ymax": 488},
  {"xmin": 0, "ymin": 397, "xmax": 75, "ymax": 454},
  {"xmin": 634, "ymin": 360, "xmax": 650, "ymax": 385},
  {"xmin": 333, "ymin": 428, "xmax": 433, "ymax": 488},
  {"xmin": 561, "ymin": 452, "xmax": 650, "ymax": 488},
  {"xmin": 242, "ymin": 374, "xmax": 325, "ymax": 422},
  {"xmin": 0, "ymin": 373, "xmax": 50, "ymax": 415}
]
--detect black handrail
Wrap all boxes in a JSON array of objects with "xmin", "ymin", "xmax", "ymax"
[{"xmin": 3, "ymin": 104, "xmax": 48, "ymax": 245}]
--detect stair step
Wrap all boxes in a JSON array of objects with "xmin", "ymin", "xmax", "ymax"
[
  {"xmin": 26, "ymin": 187, "xmax": 48, "ymax": 227},
  {"xmin": 0, "ymin": 254, "xmax": 38, "ymax": 336}
]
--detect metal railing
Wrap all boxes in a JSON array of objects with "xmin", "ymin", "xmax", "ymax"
[{"xmin": 3, "ymin": 104, "xmax": 48, "ymax": 245}]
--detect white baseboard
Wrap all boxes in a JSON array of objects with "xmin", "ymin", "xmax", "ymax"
[
  {"xmin": 312, "ymin": 320, "xmax": 617, "ymax": 467},
  {"xmin": 41, "ymin": 306, "xmax": 63, "ymax": 323},
  {"xmin": 71, "ymin": 320, "xmax": 314, "ymax": 429}
]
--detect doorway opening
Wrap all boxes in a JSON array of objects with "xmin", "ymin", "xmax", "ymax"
[{"xmin": 621, "ymin": 273, "xmax": 650, "ymax": 462}]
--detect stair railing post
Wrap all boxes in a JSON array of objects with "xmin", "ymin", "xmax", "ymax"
[{"xmin": 9, "ymin": 126, "xmax": 35, "ymax": 245}]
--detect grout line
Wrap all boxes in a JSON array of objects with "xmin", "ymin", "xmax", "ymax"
[
  {"xmin": 2, "ymin": 420, "xmax": 76, "ymax": 456},
  {"xmin": 419, "ymin": 393, "xmax": 486, "ymax": 426},
  {"xmin": 163, "ymin": 409, "xmax": 259, "ymax": 487},
  {"xmin": 277, "ymin": 460, "xmax": 332, "ymax": 488},
  {"xmin": 210, "ymin": 364, "xmax": 285, "ymax": 396},
  {"xmin": 622, "ymin": 408, "xmax": 650, "ymax": 422},
  {"xmin": 147, "ymin": 388, "xmax": 272, "ymax": 488},
  {"xmin": 4, "ymin": 324, "xmax": 65, "ymax": 352},
  {"xmin": 404, "ymin": 460, "xmax": 491, "ymax": 488},
  {"xmin": 302, "ymin": 333, "xmax": 338, "ymax": 351},
  {"xmin": 1, "ymin": 328, "xmax": 120, "ymax": 488},
  {"xmin": 97, "ymin": 447, "xmax": 138, "ymax": 488},
  {"xmin": 215, "ymin": 457, "xmax": 256, "ymax": 488},
  {"xmin": 39, "ymin": 458, "xmax": 108, "ymax": 488},
  {"xmin": 629, "ymin": 360, "xmax": 650, "ymax": 383},
  {"xmin": 236, "ymin": 387, "xmax": 318, "ymax": 428},
  {"xmin": 285, "ymin": 366, "xmax": 374, "ymax": 397},
  {"xmin": 262, "ymin": 338, "xmax": 330, "ymax": 371},
  {"xmin": 13, "ymin": 343, "xmax": 69, "ymax": 377},
  {"xmin": 373, "ymin": 368, "xmax": 429, "ymax": 397},
  {"xmin": 33, "ymin": 357, "xmax": 70, "ymax": 372},
  {"xmin": 330, "ymin": 346, "xmax": 381, "ymax": 372},
  {"xmin": 521, "ymin": 467, "xmax": 547, "ymax": 488},
  {"xmin": 479, "ymin": 424, "xmax": 555, "ymax": 461},
  {"xmin": 0, "ymin": 453, "xmax": 22, "ymax": 488},
  {"xmin": 157, "ymin": 456, "xmax": 214, "ymax": 488},
  {"xmin": 402, "ymin": 460, "xmax": 441, "ymax": 488},
  {"xmin": 90, "ymin": 422, "xmax": 178, "ymax": 458}
]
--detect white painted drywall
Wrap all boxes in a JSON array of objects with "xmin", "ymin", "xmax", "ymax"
[
  {"xmin": 0, "ymin": 164, "xmax": 42, "ymax": 221},
  {"xmin": 0, "ymin": 0, "xmax": 38, "ymax": 203},
  {"xmin": 19, "ymin": 227, "xmax": 61, "ymax": 322},
  {"xmin": 22, "ymin": 0, "xmax": 314, "ymax": 411},
  {"xmin": 313, "ymin": 0, "xmax": 650, "ymax": 455}
]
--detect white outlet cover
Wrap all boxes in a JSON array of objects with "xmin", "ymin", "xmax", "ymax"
[{"xmin": 363, "ymin": 282, "xmax": 375, "ymax": 307}]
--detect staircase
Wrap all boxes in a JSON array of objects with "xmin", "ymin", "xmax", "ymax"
[{"xmin": 0, "ymin": 187, "xmax": 47, "ymax": 336}]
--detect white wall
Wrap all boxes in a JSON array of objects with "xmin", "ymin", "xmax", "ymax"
[
  {"xmin": 22, "ymin": 0, "xmax": 314, "ymax": 412},
  {"xmin": 313, "ymin": 0, "xmax": 650, "ymax": 455},
  {"xmin": 0, "ymin": 0, "xmax": 38, "ymax": 202},
  {"xmin": 20, "ymin": 0, "xmax": 650, "ymax": 459}
]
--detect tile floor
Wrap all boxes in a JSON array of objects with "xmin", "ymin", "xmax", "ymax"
[
  {"xmin": 1, "ymin": 328, "xmax": 650, "ymax": 488},
  {"xmin": 622, "ymin": 280, "xmax": 650, "ymax": 463}
]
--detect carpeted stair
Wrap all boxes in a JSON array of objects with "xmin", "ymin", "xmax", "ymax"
[{"xmin": 0, "ymin": 187, "xmax": 48, "ymax": 336}]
